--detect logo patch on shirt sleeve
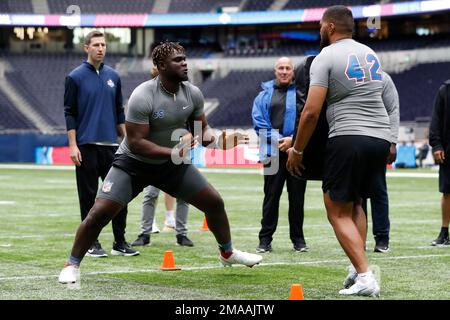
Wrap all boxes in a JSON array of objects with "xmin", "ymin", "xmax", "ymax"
[
  {"xmin": 107, "ymin": 79, "xmax": 115, "ymax": 88},
  {"xmin": 102, "ymin": 181, "xmax": 113, "ymax": 193}
]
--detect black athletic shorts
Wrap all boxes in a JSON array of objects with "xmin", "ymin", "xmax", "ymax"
[
  {"xmin": 322, "ymin": 135, "xmax": 390, "ymax": 202},
  {"xmin": 439, "ymin": 164, "xmax": 450, "ymax": 194},
  {"xmin": 97, "ymin": 153, "xmax": 209, "ymax": 206}
]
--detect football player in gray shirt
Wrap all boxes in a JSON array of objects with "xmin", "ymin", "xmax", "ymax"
[
  {"xmin": 287, "ymin": 6, "xmax": 389, "ymax": 297},
  {"xmin": 58, "ymin": 42, "xmax": 262, "ymax": 284}
]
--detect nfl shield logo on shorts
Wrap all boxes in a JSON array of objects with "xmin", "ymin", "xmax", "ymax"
[{"xmin": 102, "ymin": 181, "xmax": 113, "ymax": 193}]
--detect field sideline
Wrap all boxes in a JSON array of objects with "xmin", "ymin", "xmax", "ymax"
[{"xmin": 0, "ymin": 165, "xmax": 449, "ymax": 300}]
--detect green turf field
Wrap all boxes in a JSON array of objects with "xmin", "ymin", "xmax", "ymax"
[{"xmin": 0, "ymin": 166, "xmax": 449, "ymax": 300}]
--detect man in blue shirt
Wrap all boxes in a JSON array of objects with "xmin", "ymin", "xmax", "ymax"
[{"xmin": 64, "ymin": 30, "xmax": 138, "ymax": 258}]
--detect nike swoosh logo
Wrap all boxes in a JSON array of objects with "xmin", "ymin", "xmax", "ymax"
[{"xmin": 183, "ymin": 106, "xmax": 190, "ymax": 110}]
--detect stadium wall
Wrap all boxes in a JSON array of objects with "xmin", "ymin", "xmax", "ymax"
[{"xmin": 0, "ymin": 133, "xmax": 67, "ymax": 162}]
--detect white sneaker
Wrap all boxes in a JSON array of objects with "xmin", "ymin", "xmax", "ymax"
[
  {"xmin": 162, "ymin": 225, "xmax": 175, "ymax": 232},
  {"xmin": 339, "ymin": 272, "xmax": 380, "ymax": 297},
  {"xmin": 343, "ymin": 264, "xmax": 357, "ymax": 289},
  {"xmin": 151, "ymin": 220, "xmax": 160, "ymax": 234},
  {"xmin": 219, "ymin": 249, "xmax": 263, "ymax": 268},
  {"xmin": 58, "ymin": 264, "xmax": 80, "ymax": 284}
]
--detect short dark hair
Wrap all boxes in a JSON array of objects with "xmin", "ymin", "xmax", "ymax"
[
  {"xmin": 322, "ymin": 5, "xmax": 354, "ymax": 34},
  {"xmin": 84, "ymin": 30, "xmax": 104, "ymax": 46},
  {"xmin": 152, "ymin": 41, "xmax": 185, "ymax": 69}
]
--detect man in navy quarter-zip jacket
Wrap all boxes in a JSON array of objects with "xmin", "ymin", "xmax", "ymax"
[{"xmin": 64, "ymin": 30, "xmax": 139, "ymax": 258}]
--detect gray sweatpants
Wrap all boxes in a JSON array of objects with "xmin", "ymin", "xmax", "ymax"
[{"xmin": 140, "ymin": 185, "xmax": 189, "ymax": 236}]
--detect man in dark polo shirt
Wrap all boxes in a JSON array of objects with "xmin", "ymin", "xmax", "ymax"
[
  {"xmin": 64, "ymin": 30, "xmax": 138, "ymax": 258},
  {"xmin": 252, "ymin": 57, "xmax": 308, "ymax": 254},
  {"xmin": 429, "ymin": 79, "xmax": 450, "ymax": 246}
]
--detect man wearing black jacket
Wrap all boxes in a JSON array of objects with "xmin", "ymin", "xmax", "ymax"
[
  {"xmin": 293, "ymin": 56, "xmax": 328, "ymax": 182},
  {"xmin": 429, "ymin": 79, "xmax": 450, "ymax": 246}
]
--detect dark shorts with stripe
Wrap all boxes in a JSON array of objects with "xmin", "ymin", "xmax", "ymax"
[
  {"xmin": 97, "ymin": 154, "xmax": 209, "ymax": 206},
  {"xmin": 322, "ymin": 135, "xmax": 390, "ymax": 202},
  {"xmin": 439, "ymin": 163, "xmax": 450, "ymax": 194}
]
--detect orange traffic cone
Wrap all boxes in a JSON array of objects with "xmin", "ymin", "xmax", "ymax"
[
  {"xmin": 201, "ymin": 217, "xmax": 209, "ymax": 231},
  {"xmin": 289, "ymin": 284, "xmax": 304, "ymax": 300},
  {"xmin": 160, "ymin": 250, "xmax": 181, "ymax": 271}
]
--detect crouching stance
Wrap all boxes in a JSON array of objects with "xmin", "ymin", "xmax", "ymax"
[{"xmin": 59, "ymin": 42, "xmax": 262, "ymax": 284}]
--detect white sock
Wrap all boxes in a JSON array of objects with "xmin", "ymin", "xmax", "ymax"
[
  {"xmin": 166, "ymin": 211, "xmax": 175, "ymax": 225},
  {"xmin": 166, "ymin": 210, "xmax": 174, "ymax": 218},
  {"xmin": 358, "ymin": 271, "xmax": 373, "ymax": 282}
]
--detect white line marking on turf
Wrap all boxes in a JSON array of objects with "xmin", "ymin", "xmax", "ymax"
[
  {"xmin": 0, "ymin": 164, "xmax": 74, "ymax": 170},
  {"xmin": 416, "ymin": 245, "xmax": 450, "ymax": 249},
  {"xmin": 0, "ymin": 201, "xmax": 15, "ymax": 205},
  {"xmin": 0, "ymin": 233, "xmax": 75, "ymax": 239},
  {"xmin": 0, "ymin": 220, "xmax": 440, "ymax": 239},
  {"xmin": 45, "ymin": 179, "xmax": 74, "ymax": 184},
  {"xmin": 0, "ymin": 164, "xmax": 439, "ymax": 178},
  {"xmin": 1, "ymin": 253, "xmax": 449, "ymax": 282},
  {"xmin": 386, "ymin": 172, "xmax": 438, "ymax": 178}
]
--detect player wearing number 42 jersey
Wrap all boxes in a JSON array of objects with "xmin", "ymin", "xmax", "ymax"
[{"xmin": 287, "ymin": 5, "xmax": 390, "ymax": 297}]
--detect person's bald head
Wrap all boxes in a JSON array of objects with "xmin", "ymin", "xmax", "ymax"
[{"xmin": 274, "ymin": 57, "xmax": 294, "ymax": 87}]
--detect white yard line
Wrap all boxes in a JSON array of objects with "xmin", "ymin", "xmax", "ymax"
[
  {"xmin": 416, "ymin": 245, "xmax": 450, "ymax": 249},
  {"xmin": 44, "ymin": 179, "xmax": 75, "ymax": 184},
  {"xmin": 0, "ymin": 253, "xmax": 449, "ymax": 282},
  {"xmin": 0, "ymin": 164, "xmax": 74, "ymax": 170},
  {"xmin": 0, "ymin": 219, "xmax": 440, "ymax": 239},
  {"xmin": 0, "ymin": 164, "xmax": 439, "ymax": 178},
  {"xmin": 0, "ymin": 201, "xmax": 15, "ymax": 205},
  {"xmin": 386, "ymin": 172, "xmax": 438, "ymax": 178}
]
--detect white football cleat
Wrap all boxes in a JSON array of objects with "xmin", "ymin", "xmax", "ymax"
[
  {"xmin": 343, "ymin": 264, "xmax": 357, "ymax": 289},
  {"xmin": 58, "ymin": 264, "xmax": 80, "ymax": 284},
  {"xmin": 339, "ymin": 272, "xmax": 380, "ymax": 297},
  {"xmin": 219, "ymin": 249, "xmax": 263, "ymax": 268}
]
